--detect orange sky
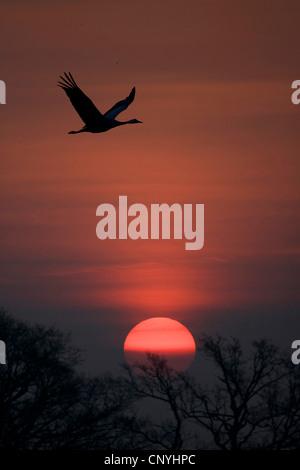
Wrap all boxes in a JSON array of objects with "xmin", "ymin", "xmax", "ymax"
[{"xmin": 0, "ymin": 0, "xmax": 300, "ymax": 370}]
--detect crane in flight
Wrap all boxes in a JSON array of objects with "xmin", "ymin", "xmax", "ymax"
[{"xmin": 58, "ymin": 72, "xmax": 142, "ymax": 134}]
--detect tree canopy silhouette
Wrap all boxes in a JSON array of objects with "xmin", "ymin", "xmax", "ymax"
[
  {"xmin": 0, "ymin": 309, "xmax": 299, "ymax": 450},
  {"xmin": 0, "ymin": 309, "xmax": 136, "ymax": 449},
  {"xmin": 122, "ymin": 337, "xmax": 300, "ymax": 450},
  {"xmin": 182, "ymin": 335, "xmax": 300, "ymax": 449}
]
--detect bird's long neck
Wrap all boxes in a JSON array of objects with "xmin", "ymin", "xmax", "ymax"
[{"xmin": 114, "ymin": 119, "xmax": 137, "ymax": 127}]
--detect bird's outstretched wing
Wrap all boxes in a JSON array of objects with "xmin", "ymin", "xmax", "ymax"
[
  {"xmin": 58, "ymin": 72, "xmax": 104, "ymax": 125},
  {"xmin": 103, "ymin": 87, "xmax": 136, "ymax": 120}
]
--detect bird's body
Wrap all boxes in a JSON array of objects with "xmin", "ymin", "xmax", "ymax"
[
  {"xmin": 68, "ymin": 119, "xmax": 125, "ymax": 134},
  {"xmin": 58, "ymin": 72, "xmax": 142, "ymax": 134}
]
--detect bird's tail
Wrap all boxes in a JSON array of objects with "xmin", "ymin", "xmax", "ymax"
[{"xmin": 68, "ymin": 126, "xmax": 87, "ymax": 134}]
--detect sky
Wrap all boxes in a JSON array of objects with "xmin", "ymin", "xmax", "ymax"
[{"xmin": 0, "ymin": 0, "xmax": 299, "ymax": 374}]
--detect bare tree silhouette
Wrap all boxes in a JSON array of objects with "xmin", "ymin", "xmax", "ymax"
[
  {"xmin": 182, "ymin": 335, "xmax": 300, "ymax": 449},
  {"xmin": 122, "ymin": 354, "xmax": 192, "ymax": 450},
  {"xmin": 0, "ymin": 309, "xmax": 299, "ymax": 450},
  {"xmin": 0, "ymin": 309, "xmax": 136, "ymax": 449}
]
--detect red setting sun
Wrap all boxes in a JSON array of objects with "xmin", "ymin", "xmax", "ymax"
[{"xmin": 124, "ymin": 317, "xmax": 196, "ymax": 372}]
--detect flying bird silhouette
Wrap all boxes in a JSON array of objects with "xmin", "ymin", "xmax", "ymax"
[{"xmin": 58, "ymin": 72, "xmax": 142, "ymax": 134}]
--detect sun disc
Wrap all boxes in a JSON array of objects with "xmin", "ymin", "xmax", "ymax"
[{"xmin": 124, "ymin": 317, "xmax": 196, "ymax": 372}]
